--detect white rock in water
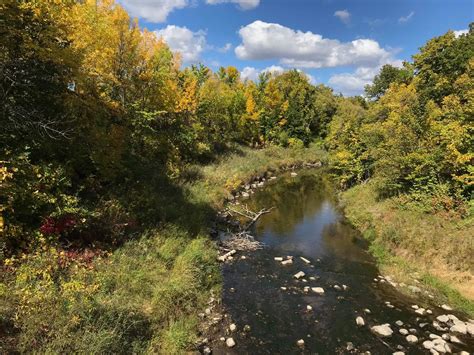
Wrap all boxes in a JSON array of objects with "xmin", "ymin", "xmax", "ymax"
[
  {"xmin": 441, "ymin": 304, "xmax": 453, "ymax": 311},
  {"xmin": 281, "ymin": 259, "xmax": 293, "ymax": 265},
  {"xmin": 296, "ymin": 339, "xmax": 305, "ymax": 346},
  {"xmin": 300, "ymin": 256, "xmax": 311, "ymax": 264},
  {"xmin": 450, "ymin": 322, "xmax": 467, "ymax": 334},
  {"xmin": 449, "ymin": 335, "xmax": 462, "ymax": 344},
  {"xmin": 364, "ymin": 308, "xmax": 371, "ymax": 314},
  {"xmin": 303, "ymin": 286, "xmax": 310, "ymax": 293},
  {"xmin": 241, "ymin": 192, "xmax": 250, "ymax": 198},
  {"xmin": 395, "ymin": 320, "xmax": 404, "ymax": 326},
  {"xmin": 371, "ymin": 324, "xmax": 393, "ymax": 337},
  {"xmin": 437, "ymin": 315, "xmax": 450, "ymax": 323},
  {"xmin": 306, "ymin": 305, "xmax": 313, "ymax": 311},
  {"xmin": 309, "ymin": 276, "xmax": 316, "ymax": 281},
  {"xmin": 294, "ymin": 271, "xmax": 305, "ymax": 279},
  {"xmin": 226, "ymin": 338, "xmax": 236, "ymax": 348},
  {"xmin": 426, "ymin": 309, "xmax": 433, "ymax": 314},
  {"xmin": 415, "ymin": 308, "xmax": 426, "ymax": 315},
  {"xmin": 399, "ymin": 328, "xmax": 409, "ymax": 335},
  {"xmin": 412, "ymin": 305, "xmax": 420, "ymax": 310},
  {"xmin": 406, "ymin": 335, "xmax": 418, "ymax": 343},
  {"xmin": 334, "ymin": 285, "xmax": 342, "ymax": 291},
  {"xmin": 291, "ymin": 172, "xmax": 298, "ymax": 177},
  {"xmin": 393, "ymin": 352, "xmax": 405, "ymax": 355},
  {"xmin": 311, "ymin": 287, "xmax": 325, "ymax": 295},
  {"xmin": 342, "ymin": 284, "xmax": 348, "ymax": 290},
  {"xmin": 423, "ymin": 340, "xmax": 435, "ymax": 349},
  {"xmin": 466, "ymin": 322, "xmax": 474, "ymax": 335},
  {"xmin": 203, "ymin": 346, "xmax": 212, "ymax": 354},
  {"xmin": 280, "ymin": 286, "xmax": 287, "ymax": 291},
  {"xmin": 229, "ymin": 323, "xmax": 237, "ymax": 332},
  {"xmin": 356, "ymin": 316, "xmax": 365, "ymax": 326},
  {"xmin": 274, "ymin": 257, "xmax": 284, "ymax": 261}
]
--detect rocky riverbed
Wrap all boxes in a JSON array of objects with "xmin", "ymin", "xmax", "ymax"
[{"xmin": 198, "ymin": 171, "xmax": 474, "ymax": 354}]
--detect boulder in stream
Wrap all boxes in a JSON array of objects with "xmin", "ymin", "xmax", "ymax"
[
  {"xmin": 294, "ymin": 271, "xmax": 305, "ymax": 279},
  {"xmin": 226, "ymin": 338, "xmax": 236, "ymax": 348},
  {"xmin": 371, "ymin": 324, "xmax": 393, "ymax": 337},
  {"xmin": 356, "ymin": 316, "xmax": 365, "ymax": 326},
  {"xmin": 311, "ymin": 287, "xmax": 325, "ymax": 295}
]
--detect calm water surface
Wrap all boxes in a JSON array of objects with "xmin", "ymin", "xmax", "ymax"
[{"xmin": 214, "ymin": 171, "xmax": 473, "ymax": 354}]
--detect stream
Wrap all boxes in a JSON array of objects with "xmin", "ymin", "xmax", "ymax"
[{"xmin": 208, "ymin": 170, "xmax": 474, "ymax": 354}]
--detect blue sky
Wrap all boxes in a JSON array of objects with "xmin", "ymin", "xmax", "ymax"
[{"xmin": 118, "ymin": 0, "xmax": 472, "ymax": 95}]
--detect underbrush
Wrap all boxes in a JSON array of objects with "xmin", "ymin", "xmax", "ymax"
[{"xmin": 340, "ymin": 182, "xmax": 474, "ymax": 316}]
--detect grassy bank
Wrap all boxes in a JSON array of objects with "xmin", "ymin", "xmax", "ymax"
[
  {"xmin": 340, "ymin": 182, "xmax": 474, "ymax": 317},
  {"xmin": 0, "ymin": 144, "xmax": 324, "ymax": 353}
]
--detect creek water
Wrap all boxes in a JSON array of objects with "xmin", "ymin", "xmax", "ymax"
[{"xmin": 212, "ymin": 170, "xmax": 473, "ymax": 354}]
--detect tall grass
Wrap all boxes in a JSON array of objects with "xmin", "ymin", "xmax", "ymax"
[{"xmin": 341, "ymin": 182, "xmax": 474, "ymax": 316}]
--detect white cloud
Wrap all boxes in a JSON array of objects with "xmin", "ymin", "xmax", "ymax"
[
  {"xmin": 218, "ymin": 43, "xmax": 233, "ymax": 53},
  {"xmin": 235, "ymin": 21, "xmax": 396, "ymax": 69},
  {"xmin": 241, "ymin": 65, "xmax": 285, "ymax": 81},
  {"xmin": 334, "ymin": 9, "xmax": 351, "ymax": 25},
  {"xmin": 398, "ymin": 11, "xmax": 414, "ymax": 23},
  {"xmin": 206, "ymin": 0, "xmax": 259, "ymax": 10},
  {"xmin": 155, "ymin": 25, "xmax": 206, "ymax": 63},
  {"xmin": 328, "ymin": 60, "xmax": 403, "ymax": 96},
  {"xmin": 454, "ymin": 29, "xmax": 468, "ymax": 38},
  {"xmin": 240, "ymin": 65, "xmax": 316, "ymax": 84},
  {"xmin": 119, "ymin": 0, "xmax": 188, "ymax": 23}
]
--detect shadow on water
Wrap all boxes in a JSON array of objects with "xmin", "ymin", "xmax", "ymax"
[{"xmin": 214, "ymin": 170, "xmax": 474, "ymax": 354}]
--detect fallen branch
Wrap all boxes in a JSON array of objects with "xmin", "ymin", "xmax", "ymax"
[{"xmin": 227, "ymin": 205, "xmax": 275, "ymax": 231}]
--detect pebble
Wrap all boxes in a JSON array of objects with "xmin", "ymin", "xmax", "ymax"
[
  {"xmin": 303, "ymin": 286, "xmax": 309, "ymax": 293},
  {"xmin": 395, "ymin": 320, "xmax": 404, "ymax": 326},
  {"xmin": 226, "ymin": 338, "xmax": 235, "ymax": 348},
  {"xmin": 346, "ymin": 342, "xmax": 354, "ymax": 351},
  {"xmin": 296, "ymin": 339, "xmax": 305, "ymax": 346},
  {"xmin": 449, "ymin": 334, "xmax": 461, "ymax": 344},
  {"xmin": 291, "ymin": 172, "xmax": 298, "ymax": 177},
  {"xmin": 220, "ymin": 337, "xmax": 225, "ymax": 341},
  {"xmin": 229, "ymin": 323, "xmax": 237, "ymax": 332},
  {"xmin": 364, "ymin": 308, "xmax": 371, "ymax": 314},
  {"xmin": 437, "ymin": 315, "xmax": 450, "ymax": 323},
  {"xmin": 441, "ymin": 304, "xmax": 453, "ymax": 311},
  {"xmin": 309, "ymin": 276, "xmax": 316, "ymax": 281},
  {"xmin": 311, "ymin": 287, "xmax": 325, "ymax": 295},
  {"xmin": 280, "ymin": 287, "xmax": 287, "ymax": 291},
  {"xmin": 415, "ymin": 308, "xmax": 426, "ymax": 315},
  {"xmin": 450, "ymin": 321, "xmax": 467, "ymax": 334},
  {"xmin": 408, "ymin": 285, "xmax": 421, "ymax": 293},
  {"xmin": 423, "ymin": 340, "xmax": 435, "ymax": 349},
  {"xmin": 281, "ymin": 259, "xmax": 293, "ymax": 265},
  {"xmin": 274, "ymin": 257, "xmax": 284, "ymax": 261},
  {"xmin": 406, "ymin": 335, "xmax": 418, "ymax": 343},
  {"xmin": 294, "ymin": 271, "xmax": 305, "ymax": 279},
  {"xmin": 412, "ymin": 305, "xmax": 419, "ymax": 310},
  {"xmin": 371, "ymin": 324, "xmax": 393, "ymax": 337},
  {"xmin": 306, "ymin": 305, "xmax": 313, "ymax": 311},
  {"xmin": 205, "ymin": 308, "xmax": 211, "ymax": 315},
  {"xmin": 356, "ymin": 316, "xmax": 365, "ymax": 326},
  {"xmin": 393, "ymin": 352, "xmax": 405, "ymax": 355},
  {"xmin": 243, "ymin": 325, "xmax": 251, "ymax": 332},
  {"xmin": 203, "ymin": 346, "xmax": 212, "ymax": 354},
  {"xmin": 399, "ymin": 328, "xmax": 409, "ymax": 335},
  {"xmin": 300, "ymin": 256, "xmax": 311, "ymax": 264},
  {"xmin": 342, "ymin": 284, "xmax": 348, "ymax": 290},
  {"xmin": 334, "ymin": 285, "xmax": 342, "ymax": 291}
]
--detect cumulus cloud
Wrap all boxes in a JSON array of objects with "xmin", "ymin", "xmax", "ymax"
[
  {"xmin": 155, "ymin": 25, "xmax": 206, "ymax": 63},
  {"xmin": 398, "ymin": 11, "xmax": 414, "ymax": 23},
  {"xmin": 328, "ymin": 60, "xmax": 403, "ymax": 96},
  {"xmin": 241, "ymin": 65, "xmax": 284, "ymax": 81},
  {"xmin": 334, "ymin": 9, "xmax": 351, "ymax": 25},
  {"xmin": 240, "ymin": 65, "xmax": 315, "ymax": 83},
  {"xmin": 218, "ymin": 43, "xmax": 233, "ymax": 53},
  {"xmin": 119, "ymin": 0, "xmax": 188, "ymax": 23},
  {"xmin": 235, "ymin": 21, "xmax": 396, "ymax": 69},
  {"xmin": 206, "ymin": 0, "xmax": 260, "ymax": 10},
  {"xmin": 454, "ymin": 29, "xmax": 468, "ymax": 37}
]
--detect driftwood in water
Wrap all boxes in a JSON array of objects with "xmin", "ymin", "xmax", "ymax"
[{"xmin": 219, "ymin": 205, "xmax": 274, "ymax": 252}]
